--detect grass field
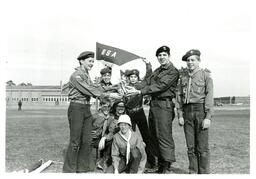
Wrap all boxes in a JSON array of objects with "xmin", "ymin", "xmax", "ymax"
[{"xmin": 5, "ymin": 105, "xmax": 250, "ymax": 173}]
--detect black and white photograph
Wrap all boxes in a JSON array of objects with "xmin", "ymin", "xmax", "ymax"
[{"xmin": 1, "ymin": 0, "xmax": 255, "ymax": 176}]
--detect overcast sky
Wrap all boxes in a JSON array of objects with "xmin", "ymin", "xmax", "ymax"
[{"xmin": 1, "ymin": 0, "xmax": 255, "ymax": 97}]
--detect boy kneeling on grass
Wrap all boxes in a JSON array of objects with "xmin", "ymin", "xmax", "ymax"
[
  {"xmin": 108, "ymin": 114, "xmax": 147, "ymax": 174},
  {"xmin": 91, "ymin": 97, "xmax": 114, "ymax": 172}
]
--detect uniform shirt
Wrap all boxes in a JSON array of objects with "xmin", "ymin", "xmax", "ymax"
[
  {"xmin": 91, "ymin": 110, "xmax": 112, "ymax": 139},
  {"xmin": 125, "ymin": 62, "xmax": 152, "ymax": 110},
  {"xmin": 125, "ymin": 83, "xmax": 143, "ymax": 110},
  {"xmin": 100, "ymin": 81, "xmax": 118, "ymax": 92},
  {"xmin": 103, "ymin": 114, "xmax": 119, "ymax": 141},
  {"xmin": 135, "ymin": 62, "xmax": 179, "ymax": 99},
  {"xmin": 68, "ymin": 66, "xmax": 107, "ymax": 101},
  {"xmin": 177, "ymin": 67, "xmax": 214, "ymax": 119},
  {"xmin": 100, "ymin": 80, "xmax": 112, "ymax": 88},
  {"xmin": 112, "ymin": 130, "xmax": 146, "ymax": 173}
]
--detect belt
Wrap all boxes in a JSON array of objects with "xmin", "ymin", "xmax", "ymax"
[
  {"xmin": 127, "ymin": 106, "xmax": 143, "ymax": 113},
  {"xmin": 151, "ymin": 97, "xmax": 173, "ymax": 101},
  {"xmin": 70, "ymin": 99, "xmax": 90, "ymax": 105}
]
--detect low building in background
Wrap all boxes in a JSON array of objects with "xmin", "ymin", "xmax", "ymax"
[
  {"xmin": 6, "ymin": 85, "xmax": 69, "ymax": 106},
  {"xmin": 6, "ymin": 83, "xmax": 97, "ymax": 107},
  {"xmin": 214, "ymin": 96, "xmax": 250, "ymax": 106}
]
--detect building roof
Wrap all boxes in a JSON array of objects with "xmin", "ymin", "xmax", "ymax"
[{"xmin": 6, "ymin": 85, "xmax": 61, "ymax": 90}]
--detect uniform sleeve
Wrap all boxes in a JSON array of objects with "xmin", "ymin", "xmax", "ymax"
[
  {"xmin": 144, "ymin": 62, "xmax": 153, "ymax": 78},
  {"xmin": 204, "ymin": 73, "xmax": 214, "ymax": 119},
  {"xmin": 139, "ymin": 69, "xmax": 179, "ymax": 96},
  {"xmin": 176, "ymin": 78, "xmax": 184, "ymax": 118},
  {"xmin": 136, "ymin": 134, "xmax": 147, "ymax": 173},
  {"xmin": 111, "ymin": 135, "xmax": 120, "ymax": 170},
  {"xmin": 102, "ymin": 84, "xmax": 119, "ymax": 92},
  {"xmin": 70, "ymin": 73, "xmax": 108, "ymax": 98}
]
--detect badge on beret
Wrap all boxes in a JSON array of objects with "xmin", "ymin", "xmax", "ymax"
[{"xmin": 75, "ymin": 76, "xmax": 82, "ymax": 80}]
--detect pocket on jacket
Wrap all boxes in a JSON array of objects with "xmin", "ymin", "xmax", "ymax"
[{"xmin": 194, "ymin": 81, "xmax": 205, "ymax": 93}]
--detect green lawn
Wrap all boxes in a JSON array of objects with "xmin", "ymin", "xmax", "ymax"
[{"xmin": 5, "ymin": 106, "xmax": 250, "ymax": 173}]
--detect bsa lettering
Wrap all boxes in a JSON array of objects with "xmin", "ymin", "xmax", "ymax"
[{"xmin": 101, "ymin": 49, "xmax": 117, "ymax": 58}]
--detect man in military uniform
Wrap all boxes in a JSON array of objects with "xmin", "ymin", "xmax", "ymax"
[
  {"xmin": 126, "ymin": 46, "xmax": 179, "ymax": 173},
  {"xmin": 63, "ymin": 51, "xmax": 121, "ymax": 173},
  {"xmin": 177, "ymin": 49, "xmax": 214, "ymax": 174}
]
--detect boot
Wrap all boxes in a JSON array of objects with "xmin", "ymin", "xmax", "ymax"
[{"xmin": 157, "ymin": 161, "xmax": 169, "ymax": 174}]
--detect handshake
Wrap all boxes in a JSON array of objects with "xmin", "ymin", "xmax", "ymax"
[
  {"xmin": 108, "ymin": 86, "xmax": 141, "ymax": 100},
  {"xmin": 121, "ymin": 86, "xmax": 141, "ymax": 96}
]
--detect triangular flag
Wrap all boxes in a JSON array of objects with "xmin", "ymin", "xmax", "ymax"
[{"xmin": 96, "ymin": 42, "xmax": 141, "ymax": 66}]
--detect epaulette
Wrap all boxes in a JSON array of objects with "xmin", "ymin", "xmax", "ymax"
[
  {"xmin": 179, "ymin": 67, "xmax": 187, "ymax": 74},
  {"xmin": 204, "ymin": 68, "xmax": 211, "ymax": 73}
]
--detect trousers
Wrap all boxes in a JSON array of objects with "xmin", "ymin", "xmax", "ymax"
[
  {"xmin": 63, "ymin": 102, "xmax": 93, "ymax": 173},
  {"xmin": 183, "ymin": 103, "xmax": 210, "ymax": 174},
  {"xmin": 148, "ymin": 99, "xmax": 176, "ymax": 164}
]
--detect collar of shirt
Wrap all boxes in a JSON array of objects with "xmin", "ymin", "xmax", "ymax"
[
  {"xmin": 75, "ymin": 66, "xmax": 89, "ymax": 74},
  {"xmin": 188, "ymin": 67, "xmax": 201, "ymax": 77},
  {"xmin": 98, "ymin": 111, "xmax": 109, "ymax": 119},
  {"xmin": 101, "ymin": 81, "xmax": 112, "ymax": 86},
  {"xmin": 160, "ymin": 61, "xmax": 173, "ymax": 70}
]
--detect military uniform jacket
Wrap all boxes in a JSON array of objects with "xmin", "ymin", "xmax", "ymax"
[
  {"xmin": 177, "ymin": 67, "xmax": 214, "ymax": 119},
  {"xmin": 68, "ymin": 66, "xmax": 106, "ymax": 101},
  {"xmin": 135, "ymin": 62, "xmax": 179, "ymax": 99},
  {"xmin": 91, "ymin": 111, "xmax": 112, "ymax": 139},
  {"xmin": 103, "ymin": 114, "xmax": 119, "ymax": 141}
]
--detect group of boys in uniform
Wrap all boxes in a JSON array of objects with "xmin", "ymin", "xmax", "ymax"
[{"xmin": 62, "ymin": 45, "xmax": 214, "ymax": 174}]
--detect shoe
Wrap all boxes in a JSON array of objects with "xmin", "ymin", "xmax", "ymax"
[
  {"xmin": 167, "ymin": 162, "xmax": 172, "ymax": 171},
  {"xmin": 157, "ymin": 161, "xmax": 170, "ymax": 174},
  {"xmin": 144, "ymin": 167, "xmax": 158, "ymax": 173},
  {"xmin": 145, "ymin": 161, "xmax": 156, "ymax": 169},
  {"xmin": 96, "ymin": 161, "xmax": 103, "ymax": 170}
]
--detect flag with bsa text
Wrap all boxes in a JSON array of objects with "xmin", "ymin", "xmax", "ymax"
[{"xmin": 96, "ymin": 42, "xmax": 141, "ymax": 66}]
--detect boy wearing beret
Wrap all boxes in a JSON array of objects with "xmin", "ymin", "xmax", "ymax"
[
  {"xmin": 100, "ymin": 67, "xmax": 112, "ymax": 87},
  {"xmin": 177, "ymin": 49, "xmax": 214, "ymax": 174},
  {"xmin": 63, "ymin": 51, "xmax": 121, "ymax": 173}
]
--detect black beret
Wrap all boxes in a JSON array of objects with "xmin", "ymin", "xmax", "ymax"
[
  {"xmin": 182, "ymin": 49, "xmax": 201, "ymax": 61},
  {"xmin": 100, "ymin": 67, "xmax": 112, "ymax": 75},
  {"xmin": 156, "ymin": 46, "xmax": 170, "ymax": 56},
  {"xmin": 127, "ymin": 69, "xmax": 140, "ymax": 77},
  {"xmin": 77, "ymin": 51, "xmax": 94, "ymax": 60},
  {"xmin": 124, "ymin": 69, "xmax": 131, "ymax": 76}
]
